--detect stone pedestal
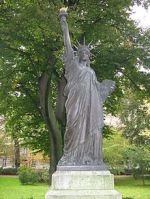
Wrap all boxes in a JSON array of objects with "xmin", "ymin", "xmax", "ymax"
[{"xmin": 45, "ymin": 170, "xmax": 122, "ymax": 199}]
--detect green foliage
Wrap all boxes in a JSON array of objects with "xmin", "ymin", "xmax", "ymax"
[
  {"xmin": 123, "ymin": 198, "xmax": 134, "ymax": 199},
  {"xmin": 18, "ymin": 167, "xmax": 49, "ymax": 184},
  {"xmin": 0, "ymin": 0, "xmax": 63, "ymax": 156},
  {"xmin": 124, "ymin": 145, "xmax": 150, "ymax": 185},
  {"xmin": 18, "ymin": 167, "xmax": 38, "ymax": 185},
  {"xmin": 0, "ymin": 128, "xmax": 14, "ymax": 159},
  {"xmin": 36, "ymin": 169, "xmax": 49, "ymax": 183},
  {"xmin": 0, "ymin": 0, "xmax": 150, "ymax": 174},
  {"xmin": 119, "ymin": 91, "xmax": 150, "ymax": 145},
  {"xmin": 25, "ymin": 197, "xmax": 34, "ymax": 199},
  {"xmin": 0, "ymin": 167, "xmax": 2, "ymax": 174},
  {"xmin": 103, "ymin": 132, "xmax": 130, "ymax": 174},
  {"xmin": 0, "ymin": 167, "xmax": 18, "ymax": 175}
]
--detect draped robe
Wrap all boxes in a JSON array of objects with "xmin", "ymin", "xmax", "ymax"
[{"xmin": 58, "ymin": 51, "xmax": 115, "ymax": 166}]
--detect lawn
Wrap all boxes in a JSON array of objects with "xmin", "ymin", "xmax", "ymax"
[
  {"xmin": 0, "ymin": 176, "xmax": 48, "ymax": 199},
  {"xmin": 115, "ymin": 175, "xmax": 150, "ymax": 199},
  {"xmin": 0, "ymin": 175, "xmax": 150, "ymax": 199}
]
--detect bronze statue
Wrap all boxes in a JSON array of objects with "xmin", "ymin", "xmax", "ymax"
[{"xmin": 58, "ymin": 8, "xmax": 115, "ymax": 170}]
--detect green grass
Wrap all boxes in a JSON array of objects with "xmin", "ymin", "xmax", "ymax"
[
  {"xmin": 115, "ymin": 176, "xmax": 150, "ymax": 199},
  {"xmin": 0, "ymin": 176, "xmax": 48, "ymax": 199},
  {"xmin": 0, "ymin": 175, "xmax": 150, "ymax": 199}
]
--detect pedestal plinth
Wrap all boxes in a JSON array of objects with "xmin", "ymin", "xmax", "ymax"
[{"xmin": 45, "ymin": 170, "xmax": 122, "ymax": 199}]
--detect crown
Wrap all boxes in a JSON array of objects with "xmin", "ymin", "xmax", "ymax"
[{"xmin": 74, "ymin": 38, "xmax": 93, "ymax": 56}]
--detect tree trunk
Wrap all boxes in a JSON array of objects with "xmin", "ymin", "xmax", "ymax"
[
  {"xmin": 39, "ymin": 72, "xmax": 62, "ymax": 184},
  {"xmin": 14, "ymin": 138, "xmax": 20, "ymax": 169}
]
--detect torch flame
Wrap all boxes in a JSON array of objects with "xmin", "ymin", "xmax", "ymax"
[{"xmin": 60, "ymin": 7, "xmax": 68, "ymax": 12}]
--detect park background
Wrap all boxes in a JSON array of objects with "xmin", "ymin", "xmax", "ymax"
[{"xmin": 0, "ymin": 0, "xmax": 150, "ymax": 199}]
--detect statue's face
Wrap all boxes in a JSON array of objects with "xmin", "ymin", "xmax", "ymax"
[{"xmin": 79, "ymin": 49, "xmax": 90, "ymax": 62}]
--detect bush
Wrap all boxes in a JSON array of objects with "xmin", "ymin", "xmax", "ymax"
[
  {"xmin": 0, "ymin": 167, "xmax": 3, "ymax": 174},
  {"xmin": 26, "ymin": 197, "xmax": 34, "ymax": 199},
  {"xmin": 19, "ymin": 197, "xmax": 34, "ymax": 199},
  {"xmin": 110, "ymin": 166, "xmax": 125, "ymax": 175},
  {"xmin": 123, "ymin": 145, "xmax": 150, "ymax": 185},
  {"xmin": 0, "ymin": 167, "xmax": 17, "ymax": 175},
  {"xmin": 36, "ymin": 169, "xmax": 49, "ymax": 183},
  {"xmin": 18, "ymin": 167, "xmax": 38, "ymax": 185},
  {"xmin": 123, "ymin": 198, "xmax": 134, "ymax": 199}
]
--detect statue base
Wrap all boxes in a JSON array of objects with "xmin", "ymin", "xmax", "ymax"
[
  {"xmin": 45, "ymin": 170, "xmax": 122, "ymax": 199},
  {"xmin": 57, "ymin": 163, "xmax": 108, "ymax": 171}
]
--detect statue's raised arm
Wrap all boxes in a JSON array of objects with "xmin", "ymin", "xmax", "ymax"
[{"xmin": 59, "ymin": 8, "xmax": 73, "ymax": 56}]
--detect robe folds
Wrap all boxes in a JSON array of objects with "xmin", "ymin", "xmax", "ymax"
[{"xmin": 58, "ymin": 52, "xmax": 115, "ymax": 166}]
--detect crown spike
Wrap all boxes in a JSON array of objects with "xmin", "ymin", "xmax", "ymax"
[
  {"xmin": 75, "ymin": 38, "xmax": 94, "ymax": 56},
  {"xmin": 76, "ymin": 40, "xmax": 81, "ymax": 46},
  {"xmin": 83, "ymin": 36, "xmax": 85, "ymax": 45},
  {"xmin": 90, "ymin": 52, "xmax": 95, "ymax": 57},
  {"xmin": 73, "ymin": 44, "xmax": 78, "ymax": 50},
  {"xmin": 88, "ymin": 40, "xmax": 93, "ymax": 47}
]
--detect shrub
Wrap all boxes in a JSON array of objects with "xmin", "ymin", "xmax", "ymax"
[
  {"xmin": 36, "ymin": 169, "xmax": 49, "ymax": 183},
  {"xmin": 123, "ymin": 145, "xmax": 150, "ymax": 185},
  {"xmin": 18, "ymin": 167, "xmax": 38, "ymax": 185},
  {"xmin": 123, "ymin": 198, "xmax": 134, "ymax": 199},
  {"xmin": 0, "ymin": 167, "xmax": 17, "ymax": 175},
  {"xmin": 19, "ymin": 197, "xmax": 34, "ymax": 199},
  {"xmin": 110, "ymin": 167, "xmax": 125, "ymax": 175},
  {"xmin": 0, "ymin": 167, "xmax": 3, "ymax": 174}
]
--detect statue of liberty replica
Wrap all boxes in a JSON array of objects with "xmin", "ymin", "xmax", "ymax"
[
  {"xmin": 45, "ymin": 8, "xmax": 122, "ymax": 199},
  {"xmin": 57, "ymin": 8, "xmax": 115, "ymax": 170}
]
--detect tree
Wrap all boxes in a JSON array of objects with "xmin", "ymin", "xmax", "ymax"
[
  {"xmin": 119, "ymin": 90, "xmax": 150, "ymax": 145},
  {"xmin": 0, "ymin": 0, "xmax": 64, "ymax": 177},
  {"xmin": 103, "ymin": 132, "xmax": 130, "ymax": 174},
  {"xmin": 124, "ymin": 145, "xmax": 150, "ymax": 185},
  {"xmin": 0, "ymin": 0, "xmax": 150, "ymax": 180},
  {"xmin": 0, "ymin": 128, "xmax": 14, "ymax": 167}
]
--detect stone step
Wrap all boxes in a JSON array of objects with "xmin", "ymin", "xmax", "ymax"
[{"xmin": 45, "ymin": 189, "xmax": 122, "ymax": 199}]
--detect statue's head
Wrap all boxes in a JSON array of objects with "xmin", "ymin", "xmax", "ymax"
[
  {"xmin": 75, "ymin": 39, "xmax": 93, "ymax": 64},
  {"xmin": 78, "ymin": 45, "xmax": 91, "ymax": 62}
]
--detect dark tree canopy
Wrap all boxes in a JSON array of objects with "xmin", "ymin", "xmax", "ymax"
[{"xmin": 0, "ymin": 0, "xmax": 150, "ymax": 175}]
